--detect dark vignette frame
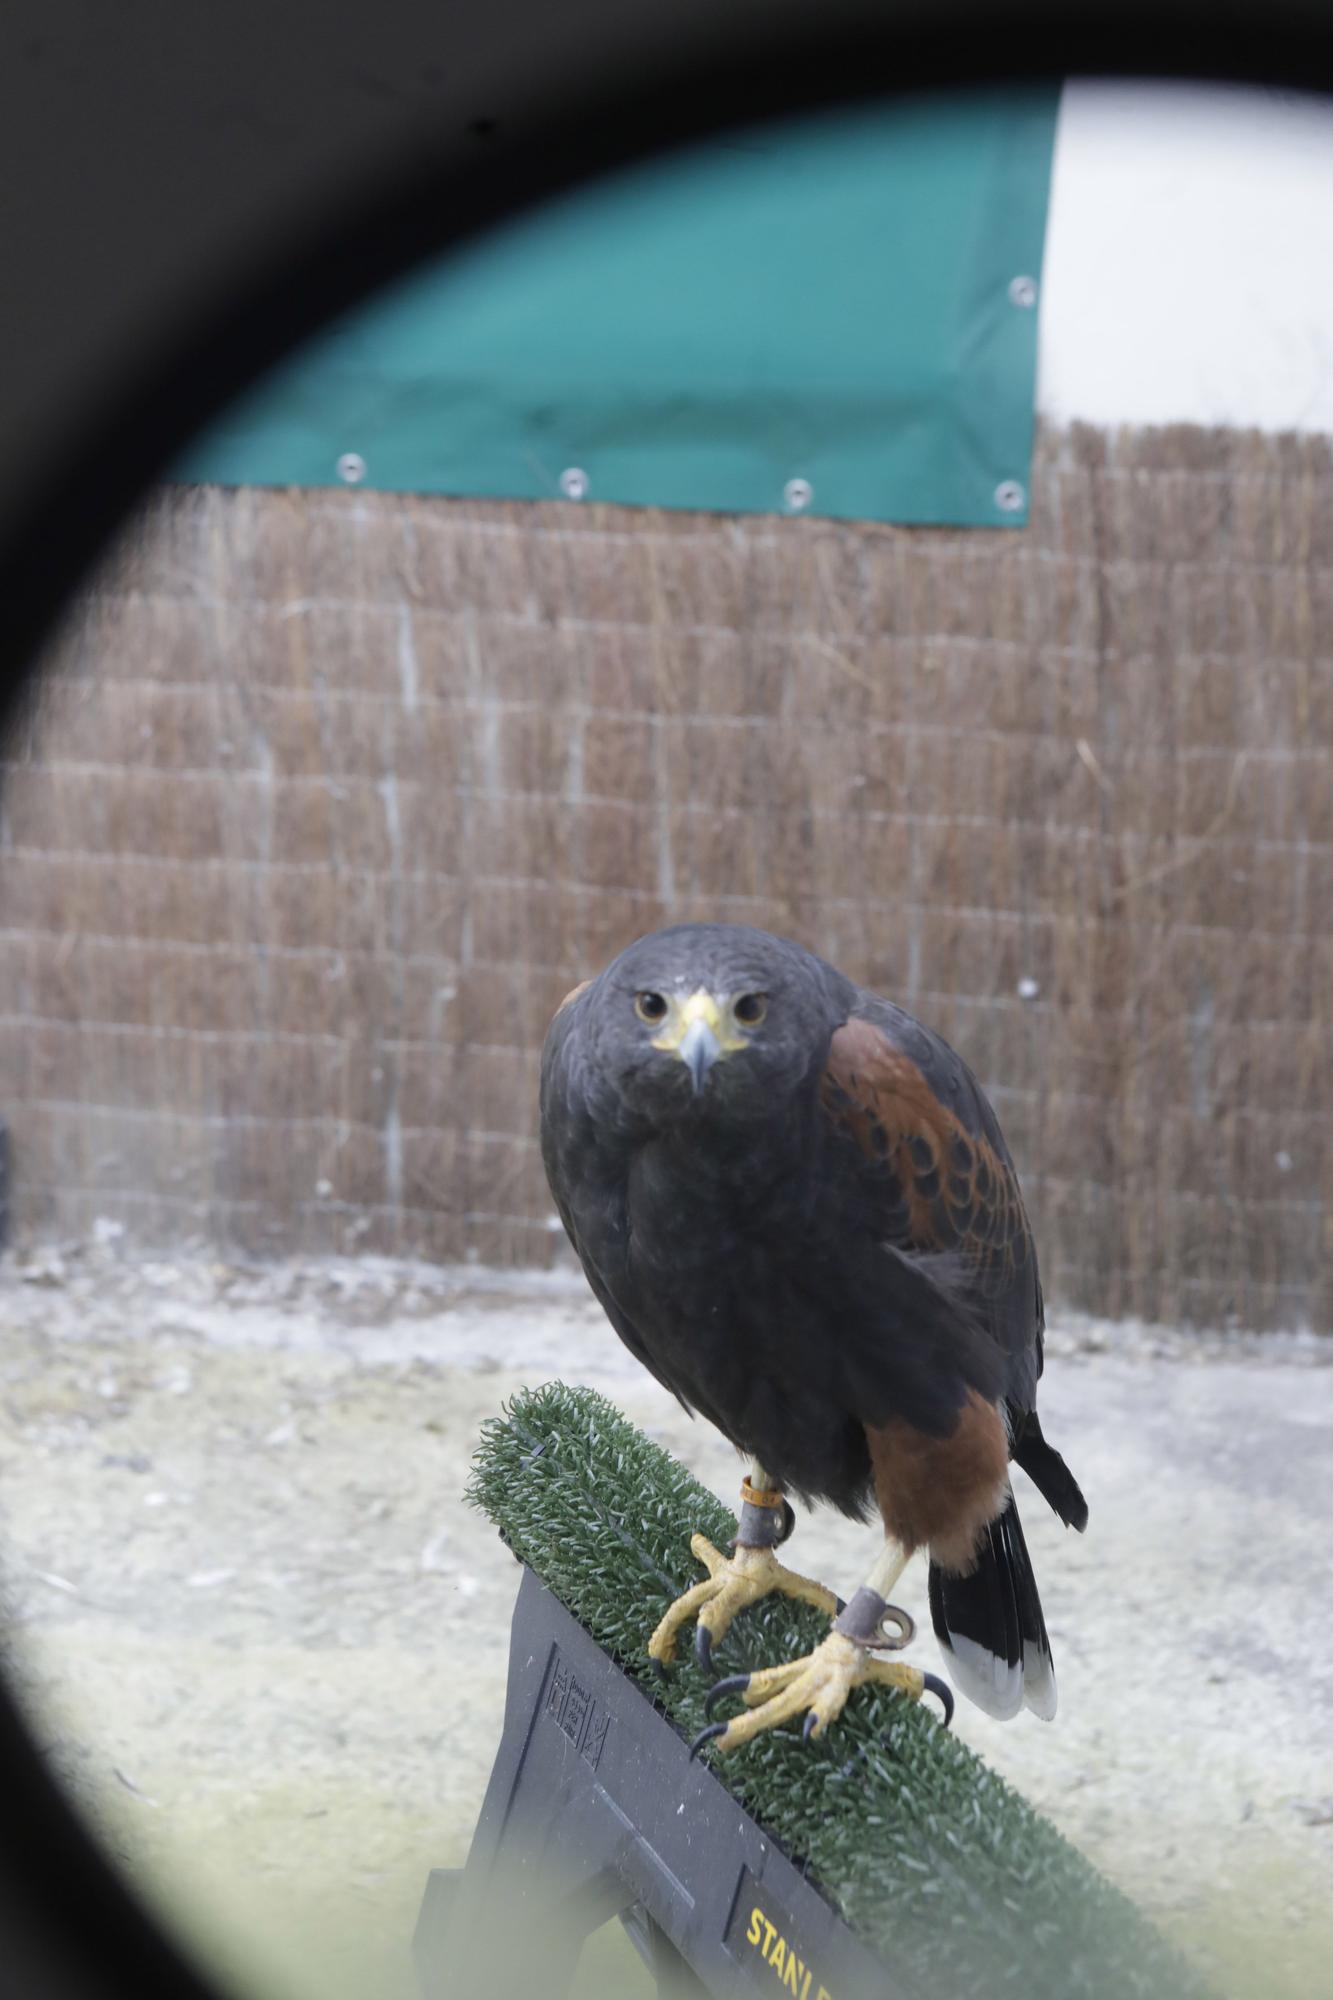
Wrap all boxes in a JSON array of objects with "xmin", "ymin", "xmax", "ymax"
[{"xmin": 0, "ymin": 5, "xmax": 1327, "ymax": 1997}]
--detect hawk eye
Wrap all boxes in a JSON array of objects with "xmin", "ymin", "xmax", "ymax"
[
  {"xmin": 733, "ymin": 993, "xmax": 767, "ymax": 1026},
  {"xmin": 635, "ymin": 991, "xmax": 668, "ymax": 1024}
]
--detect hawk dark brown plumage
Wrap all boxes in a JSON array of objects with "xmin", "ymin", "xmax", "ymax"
[{"xmin": 540, "ymin": 922, "xmax": 1087, "ymax": 1738}]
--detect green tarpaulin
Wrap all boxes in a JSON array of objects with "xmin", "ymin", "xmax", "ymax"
[{"xmin": 174, "ymin": 89, "xmax": 1059, "ymax": 526}]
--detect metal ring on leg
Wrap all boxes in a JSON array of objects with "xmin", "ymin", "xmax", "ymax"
[
  {"xmin": 734, "ymin": 1482, "xmax": 790, "ymax": 1550},
  {"xmin": 861, "ymin": 1603, "xmax": 915, "ymax": 1651}
]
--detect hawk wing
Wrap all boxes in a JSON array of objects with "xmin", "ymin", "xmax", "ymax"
[{"xmin": 819, "ymin": 1007, "xmax": 1043, "ymax": 1415}]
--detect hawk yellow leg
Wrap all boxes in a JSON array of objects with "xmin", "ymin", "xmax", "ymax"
[
  {"xmin": 648, "ymin": 1534, "xmax": 840, "ymax": 1668},
  {"xmin": 648, "ymin": 1464, "xmax": 838, "ymax": 1672},
  {"xmin": 691, "ymin": 1536, "xmax": 955, "ymax": 1753}
]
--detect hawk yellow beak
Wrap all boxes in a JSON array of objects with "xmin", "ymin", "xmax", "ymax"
[{"xmin": 651, "ymin": 990, "xmax": 746, "ymax": 1094}]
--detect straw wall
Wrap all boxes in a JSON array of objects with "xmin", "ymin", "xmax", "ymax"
[{"xmin": 1, "ymin": 424, "xmax": 1328, "ymax": 1329}]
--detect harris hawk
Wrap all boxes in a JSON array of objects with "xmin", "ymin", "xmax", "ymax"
[{"xmin": 539, "ymin": 923, "xmax": 1088, "ymax": 1749}]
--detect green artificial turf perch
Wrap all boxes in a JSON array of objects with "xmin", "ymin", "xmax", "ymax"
[{"xmin": 468, "ymin": 1381, "xmax": 1214, "ymax": 2000}]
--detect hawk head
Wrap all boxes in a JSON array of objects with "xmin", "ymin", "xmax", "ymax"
[{"xmin": 575, "ymin": 923, "xmax": 847, "ymax": 1130}]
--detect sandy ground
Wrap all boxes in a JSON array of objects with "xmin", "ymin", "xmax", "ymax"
[{"xmin": 0, "ymin": 1240, "xmax": 1330, "ymax": 2000}]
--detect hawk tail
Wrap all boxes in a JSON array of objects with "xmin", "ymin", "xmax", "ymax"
[
  {"xmin": 1012, "ymin": 1412, "xmax": 1089, "ymax": 1532},
  {"xmin": 928, "ymin": 1490, "xmax": 1056, "ymax": 1721}
]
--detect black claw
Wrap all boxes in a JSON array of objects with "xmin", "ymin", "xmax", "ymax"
[
  {"xmin": 694, "ymin": 1625, "xmax": 714, "ymax": 1673},
  {"xmin": 688, "ymin": 1721, "xmax": 729, "ymax": 1761},
  {"xmin": 775, "ymin": 1499, "xmax": 797, "ymax": 1546},
  {"xmin": 704, "ymin": 1673, "xmax": 751, "ymax": 1719},
  {"xmin": 803, "ymin": 1712, "xmax": 819, "ymax": 1742},
  {"xmin": 650, "ymin": 1657, "xmax": 670, "ymax": 1684},
  {"xmin": 922, "ymin": 1672, "xmax": 955, "ymax": 1727},
  {"xmin": 833, "ymin": 1594, "xmax": 847, "ymax": 1616}
]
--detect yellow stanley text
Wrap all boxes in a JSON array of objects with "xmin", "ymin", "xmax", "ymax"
[{"xmin": 743, "ymin": 1903, "xmax": 833, "ymax": 2000}]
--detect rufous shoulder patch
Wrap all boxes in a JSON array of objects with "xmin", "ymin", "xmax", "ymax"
[{"xmin": 821, "ymin": 1017, "xmax": 1032, "ymax": 1291}]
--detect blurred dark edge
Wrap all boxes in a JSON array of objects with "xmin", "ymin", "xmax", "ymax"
[{"xmin": 0, "ymin": 3, "xmax": 1327, "ymax": 1997}]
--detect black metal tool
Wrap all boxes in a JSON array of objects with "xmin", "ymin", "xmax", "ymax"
[{"xmin": 414, "ymin": 1567, "xmax": 904, "ymax": 2000}]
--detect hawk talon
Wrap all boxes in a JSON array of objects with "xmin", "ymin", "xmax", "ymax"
[
  {"xmin": 922, "ymin": 1672, "xmax": 955, "ymax": 1727},
  {"xmin": 703, "ymin": 1673, "xmax": 752, "ymax": 1719},
  {"xmin": 688, "ymin": 1720, "xmax": 729, "ymax": 1761},
  {"xmin": 695, "ymin": 1623, "xmax": 715, "ymax": 1674}
]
